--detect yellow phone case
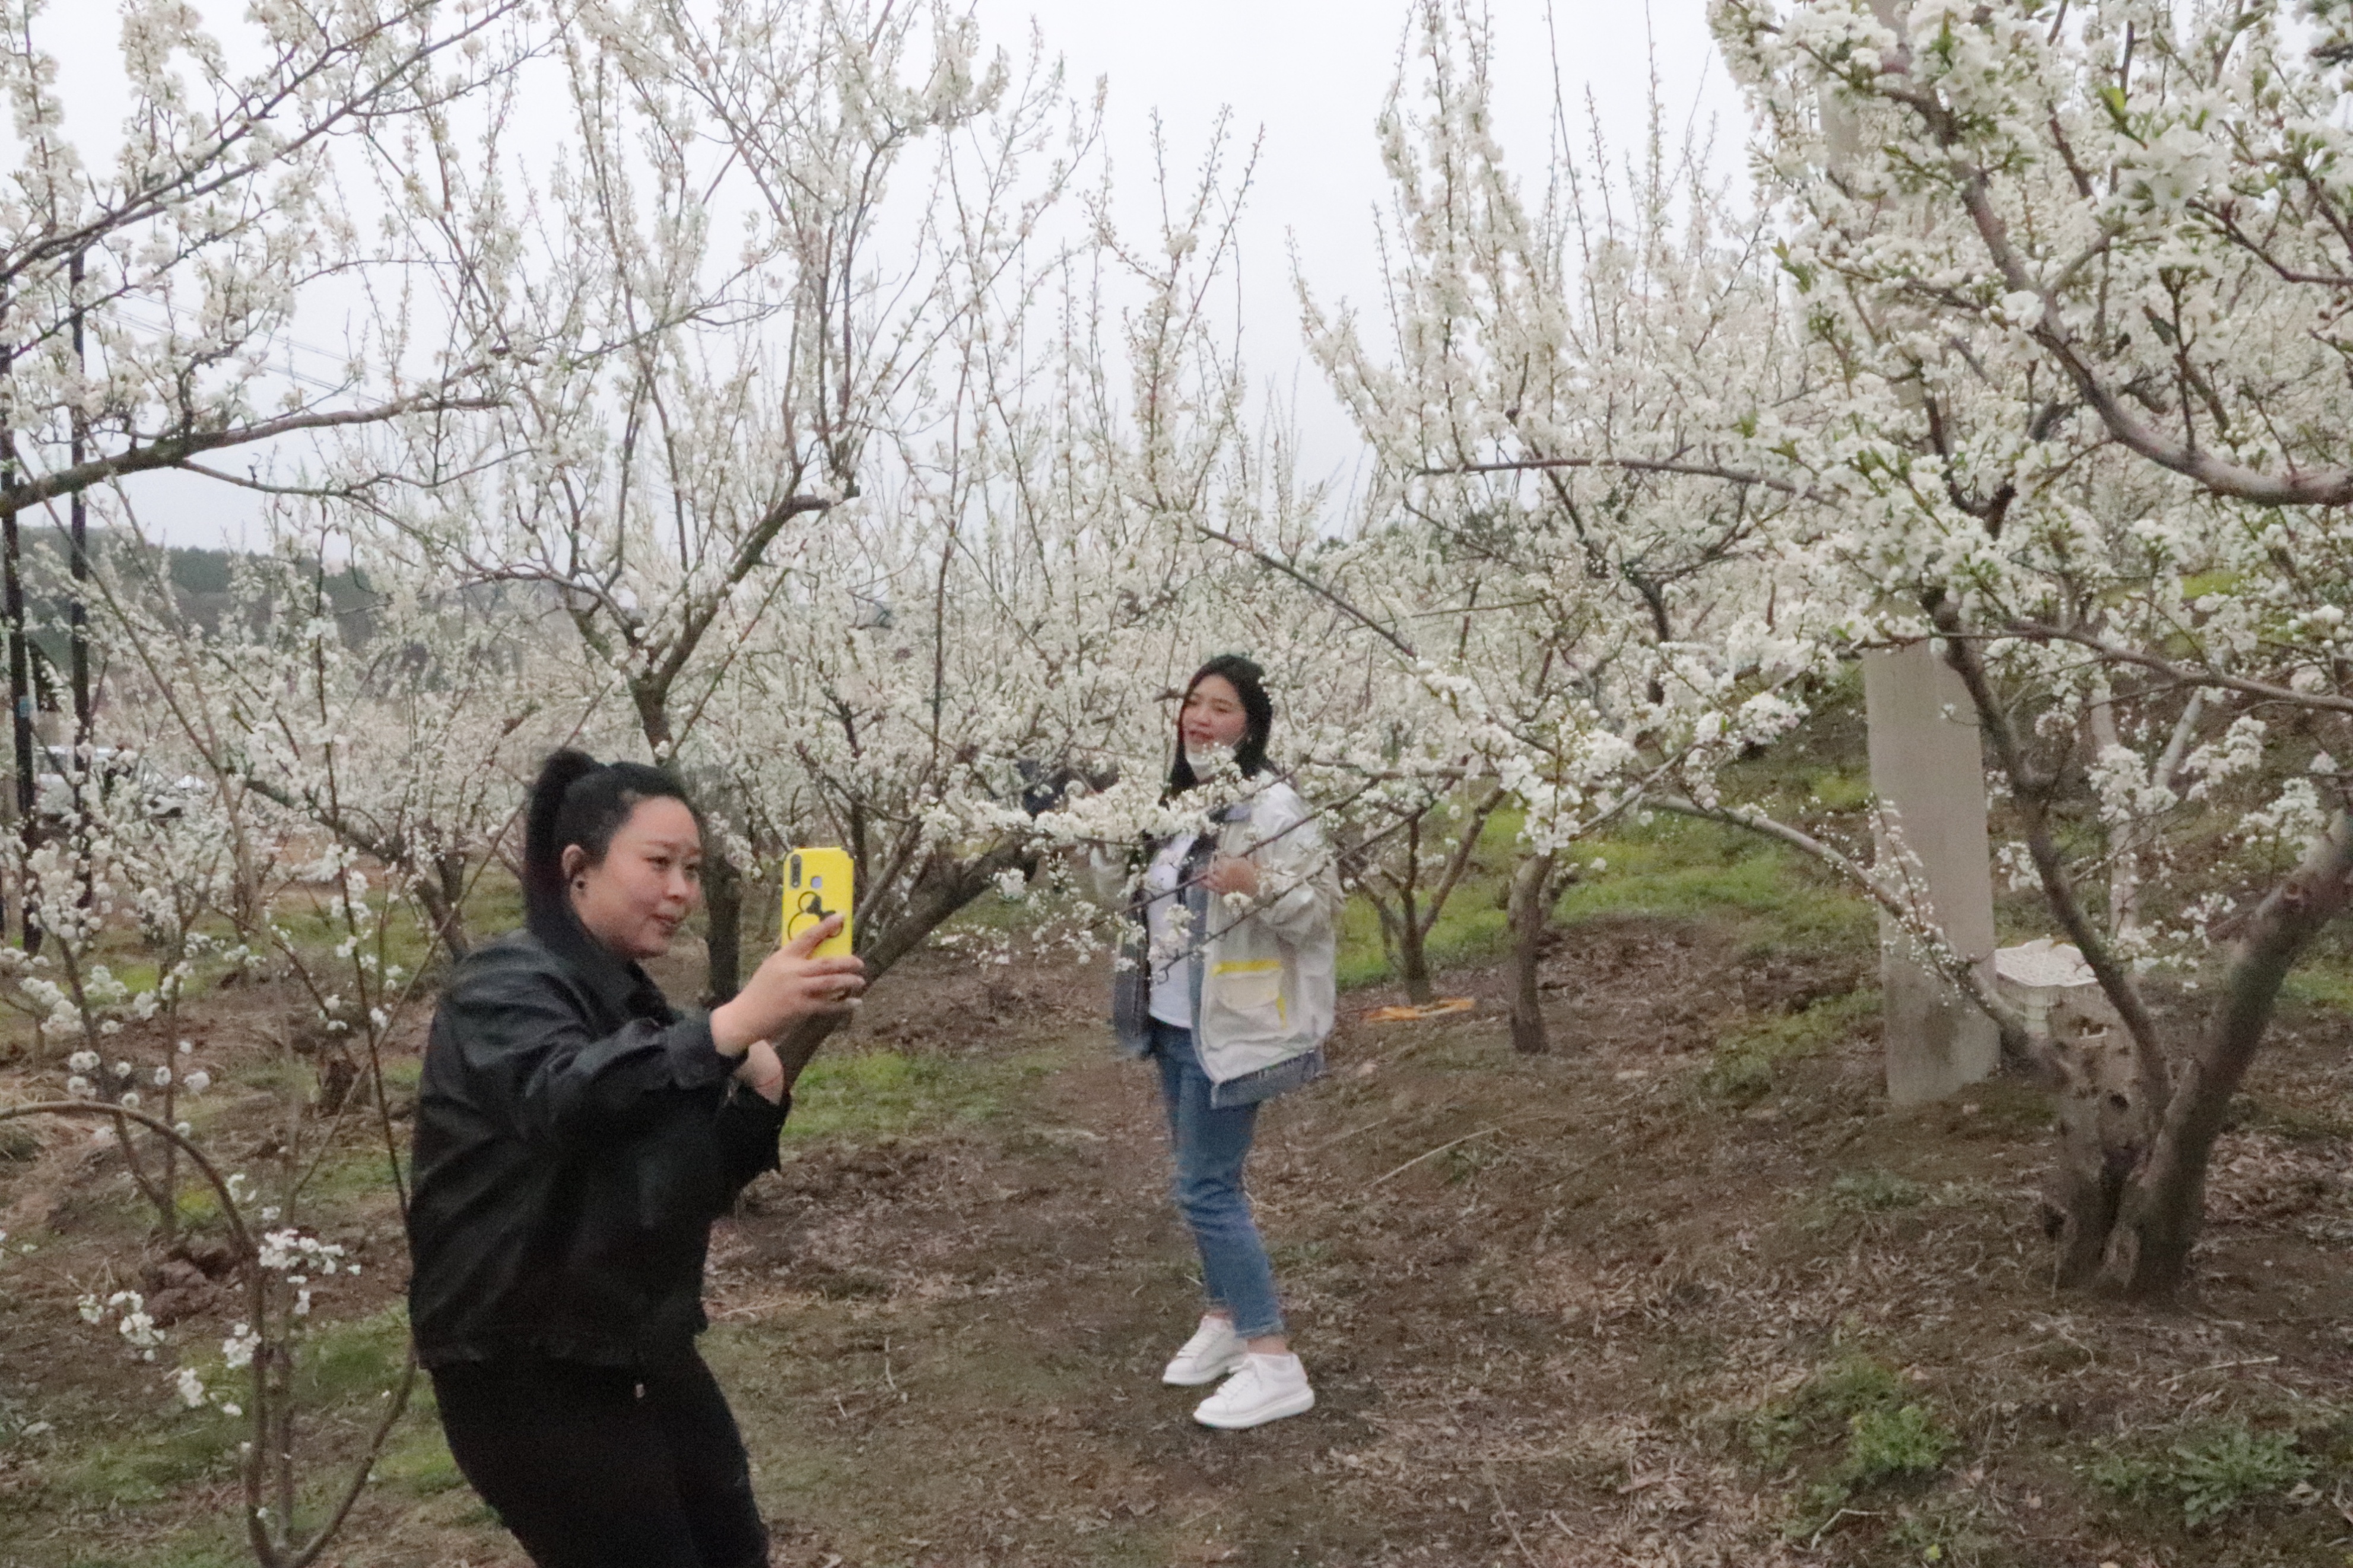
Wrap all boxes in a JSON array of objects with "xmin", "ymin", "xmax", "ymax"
[{"xmin": 783, "ymin": 848, "xmax": 855, "ymax": 958}]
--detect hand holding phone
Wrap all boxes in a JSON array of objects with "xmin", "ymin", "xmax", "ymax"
[
  {"xmin": 783, "ymin": 848, "xmax": 855, "ymax": 958},
  {"xmin": 710, "ymin": 913, "xmax": 865, "ymax": 1055}
]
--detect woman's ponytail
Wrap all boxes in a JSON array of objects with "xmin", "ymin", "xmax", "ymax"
[{"xmin": 523, "ymin": 749, "xmax": 604, "ymax": 943}]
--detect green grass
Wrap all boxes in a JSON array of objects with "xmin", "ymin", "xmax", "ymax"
[
  {"xmin": 1806, "ymin": 770, "xmax": 1873, "ymax": 811},
  {"xmin": 2282, "ymin": 962, "xmax": 2353, "ymax": 1011},
  {"xmin": 47, "ymin": 1407, "xmax": 244, "ymax": 1509},
  {"xmin": 938, "ymin": 877, "xmax": 1063, "ymax": 936},
  {"xmin": 371, "ymin": 1409, "xmax": 466, "ymax": 1497},
  {"xmin": 59, "ymin": 1544, "xmax": 250, "ymax": 1568},
  {"xmin": 784, "ymin": 1045, "xmax": 1059, "ymax": 1143},
  {"xmin": 269, "ymin": 860, "xmax": 515, "ymax": 990},
  {"xmin": 2229, "ymin": 1091, "xmax": 2353, "ymax": 1142},
  {"xmin": 1335, "ymin": 802, "xmax": 1525, "ymax": 991},
  {"xmin": 1556, "ymin": 816, "xmax": 1875, "ymax": 958},
  {"xmin": 294, "ymin": 1139, "xmax": 409, "ymax": 1217},
  {"xmin": 1335, "ymin": 897, "xmax": 1393, "ymax": 990},
  {"xmin": 1838, "ymin": 1401, "xmax": 1958, "ymax": 1488},
  {"xmin": 458, "ymin": 866, "xmax": 524, "ymax": 945},
  {"xmin": 226, "ymin": 1055, "xmax": 309, "ymax": 1095},
  {"xmin": 294, "ymin": 1303, "xmax": 412, "ymax": 1405},
  {"xmin": 1745, "ymin": 1351, "xmax": 1911, "ymax": 1468},
  {"xmin": 1831, "ymin": 1169, "xmax": 1932, "ymax": 1212}
]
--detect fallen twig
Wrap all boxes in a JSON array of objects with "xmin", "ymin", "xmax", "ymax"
[
  {"xmin": 1370, "ymin": 1126, "xmax": 1502, "ymax": 1188},
  {"xmin": 2160, "ymin": 1354, "xmax": 2280, "ymax": 1389},
  {"xmin": 1301, "ymin": 1111, "xmax": 1404, "ymax": 1156},
  {"xmin": 1808, "ymin": 1507, "xmax": 1881, "ymax": 1550},
  {"xmin": 1487, "ymin": 1470, "xmax": 1541, "ymax": 1568}
]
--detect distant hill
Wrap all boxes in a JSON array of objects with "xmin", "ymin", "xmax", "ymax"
[
  {"xmin": 10, "ymin": 526, "xmax": 373, "ymax": 634},
  {"xmin": 0, "ymin": 529, "xmax": 377, "ymax": 714}
]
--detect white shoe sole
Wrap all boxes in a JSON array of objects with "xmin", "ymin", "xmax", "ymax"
[
  {"xmin": 1161, "ymin": 1350, "xmax": 1245, "ymax": 1386},
  {"xmin": 1192, "ymin": 1384, "xmax": 1315, "ymax": 1429}
]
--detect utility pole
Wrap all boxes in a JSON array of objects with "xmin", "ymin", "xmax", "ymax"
[
  {"xmin": 0, "ymin": 314, "xmax": 11, "ymax": 947},
  {"xmin": 4, "ymin": 403, "xmax": 34, "ymax": 955},
  {"xmin": 67, "ymin": 249, "xmax": 91, "ymax": 917},
  {"xmin": 68, "ymin": 249, "xmax": 89, "ymax": 756}
]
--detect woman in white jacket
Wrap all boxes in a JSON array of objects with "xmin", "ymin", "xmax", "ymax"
[{"xmin": 1113, "ymin": 654, "xmax": 1340, "ymax": 1430}]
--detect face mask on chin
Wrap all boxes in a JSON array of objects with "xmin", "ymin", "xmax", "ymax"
[{"xmin": 1185, "ymin": 738, "xmax": 1235, "ymax": 774}]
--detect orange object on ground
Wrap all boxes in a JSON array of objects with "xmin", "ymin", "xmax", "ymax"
[{"xmin": 1360, "ymin": 997, "xmax": 1475, "ymax": 1023}]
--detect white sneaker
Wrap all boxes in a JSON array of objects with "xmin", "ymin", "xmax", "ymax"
[
  {"xmin": 1192, "ymin": 1352, "xmax": 1314, "ymax": 1429},
  {"xmin": 1161, "ymin": 1316, "xmax": 1245, "ymax": 1386}
]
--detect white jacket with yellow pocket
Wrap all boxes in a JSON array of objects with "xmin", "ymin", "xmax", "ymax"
[{"xmin": 1101, "ymin": 778, "xmax": 1341, "ymax": 1107}]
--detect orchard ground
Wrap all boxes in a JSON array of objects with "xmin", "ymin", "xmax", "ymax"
[{"xmin": 4, "ymin": 813, "xmax": 2353, "ymax": 1567}]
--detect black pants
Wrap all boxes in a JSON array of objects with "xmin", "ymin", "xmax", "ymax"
[{"xmin": 431, "ymin": 1351, "xmax": 769, "ymax": 1568}]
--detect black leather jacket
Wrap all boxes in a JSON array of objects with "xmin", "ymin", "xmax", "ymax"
[{"xmin": 405, "ymin": 927, "xmax": 787, "ymax": 1369}]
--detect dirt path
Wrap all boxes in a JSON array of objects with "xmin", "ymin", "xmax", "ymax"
[{"xmin": 7, "ymin": 918, "xmax": 2352, "ymax": 1567}]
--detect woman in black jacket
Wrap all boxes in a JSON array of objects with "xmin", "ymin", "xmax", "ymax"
[{"xmin": 407, "ymin": 750, "xmax": 864, "ymax": 1568}]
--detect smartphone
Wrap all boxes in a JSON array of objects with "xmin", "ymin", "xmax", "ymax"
[{"xmin": 783, "ymin": 848, "xmax": 855, "ymax": 958}]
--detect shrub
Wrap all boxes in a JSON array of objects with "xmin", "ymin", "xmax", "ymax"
[
  {"xmin": 2087, "ymin": 1424, "xmax": 2315, "ymax": 1526},
  {"xmin": 1840, "ymin": 1404, "xmax": 1958, "ymax": 1487},
  {"xmin": 1745, "ymin": 1353, "xmax": 1960, "ymax": 1537}
]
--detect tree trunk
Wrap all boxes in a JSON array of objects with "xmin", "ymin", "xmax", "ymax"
[
  {"xmin": 1395, "ymin": 915, "xmax": 1436, "ymax": 1005},
  {"xmin": 1506, "ymin": 850, "xmax": 1559, "ymax": 1054},
  {"xmin": 415, "ymin": 854, "xmax": 471, "ymax": 964},
  {"xmin": 2046, "ymin": 999, "xmax": 2146, "ymax": 1290},
  {"xmin": 67, "ymin": 250, "xmax": 90, "ymax": 759},
  {"xmin": 2089, "ymin": 808, "xmax": 2353, "ymax": 1298},
  {"xmin": 702, "ymin": 851, "xmax": 744, "ymax": 1004}
]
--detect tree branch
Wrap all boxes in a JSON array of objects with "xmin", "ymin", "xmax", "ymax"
[
  {"xmin": 1190, "ymin": 523, "xmax": 1419, "ymax": 658},
  {"xmin": 2005, "ymin": 620, "xmax": 2353, "ymax": 715},
  {"xmin": 1, "ymin": 392, "xmax": 500, "ymax": 514},
  {"xmin": 1653, "ymin": 793, "xmax": 2038, "ymax": 1061},
  {"xmin": 1417, "ymin": 453, "xmax": 1828, "ymax": 502}
]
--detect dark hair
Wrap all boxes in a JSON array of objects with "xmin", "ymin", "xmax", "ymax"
[
  {"xmin": 1167, "ymin": 654, "xmax": 1274, "ymax": 794},
  {"xmin": 522, "ymin": 749, "xmax": 697, "ymax": 950}
]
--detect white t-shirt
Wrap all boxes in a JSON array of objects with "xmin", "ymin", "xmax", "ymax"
[{"xmin": 1143, "ymin": 833, "xmax": 1198, "ymax": 1028}]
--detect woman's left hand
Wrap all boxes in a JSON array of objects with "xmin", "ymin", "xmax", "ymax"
[
  {"xmin": 1202, "ymin": 854, "xmax": 1260, "ymax": 897},
  {"xmin": 734, "ymin": 1039, "xmax": 787, "ymax": 1104}
]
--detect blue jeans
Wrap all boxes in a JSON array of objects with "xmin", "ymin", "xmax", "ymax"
[{"xmin": 1151, "ymin": 1020, "xmax": 1284, "ymax": 1339}]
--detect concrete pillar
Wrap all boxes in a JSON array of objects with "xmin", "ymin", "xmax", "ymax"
[
  {"xmin": 1863, "ymin": 643, "xmax": 1999, "ymax": 1105},
  {"xmin": 1824, "ymin": 1, "xmax": 1998, "ymax": 1102}
]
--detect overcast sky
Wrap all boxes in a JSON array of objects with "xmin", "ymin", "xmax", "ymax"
[
  {"xmin": 65, "ymin": 1, "xmax": 1748, "ymax": 549},
  {"xmin": 964, "ymin": 1, "xmax": 1748, "ymax": 507}
]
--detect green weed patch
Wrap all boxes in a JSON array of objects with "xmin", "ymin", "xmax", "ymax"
[
  {"xmin": 2085, "ymin": 1423, "xmax": 2317, "ymax": 1526},
  {"xmin": 1742, "ymin": 1350, "xmax": 1961, "ymax": 1537}
]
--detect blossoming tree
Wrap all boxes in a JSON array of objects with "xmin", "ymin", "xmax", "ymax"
[
  {"xmin": 1711, "ymin": 0, "xmax": 2353, "ymax": 1296},
  {"xmin": 1307, "ymin": 1, "xmax": 1834, "ymax": 1051}
]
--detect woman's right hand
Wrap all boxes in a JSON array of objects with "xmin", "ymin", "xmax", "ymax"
[{"xmin": 710, "ymin": 915, "xmax": 866, "ymax": 1056}]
